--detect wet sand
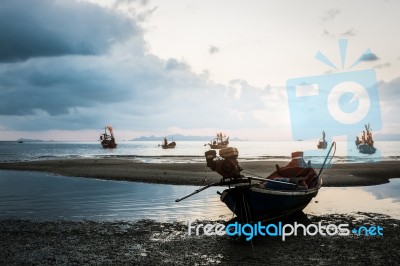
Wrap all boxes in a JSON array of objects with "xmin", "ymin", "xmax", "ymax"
[
  {"xmin": 0, "ymin": 159, "xmax": 399, "ymax": 186},
  {"xmin": 1, "ymin": 213, "xmax": 399, "ymax": 265}
]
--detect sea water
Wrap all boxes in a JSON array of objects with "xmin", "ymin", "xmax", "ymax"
[
  {"xmin": 0, "ymin": 170, "xmax": 399, "ymax": 221},
  {"xmin": 1, "ymin": 141, "xmax": 399, "ymax": 221},
  {"xmin": 1, "ymin": 141, "xmax": 399, "ymax": 163}
]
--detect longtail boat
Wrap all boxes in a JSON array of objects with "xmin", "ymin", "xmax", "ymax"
[
  {"xmin": 99, "ymin": 126, "xmax": 117, "ymax": 149},
  {"xmin": 176, "ymin": 143, "xmax": 336, "ymax": 222},
  {"xmin": 355, "ymin": 123, "xmax": 376, "ymax": 154},
  {"xmin": 317, "ymin": 130, "xmax": 327, "ymax": 149},
  {"xmin": 160, "ymin": 137, "xmax": 176, "ymax": 149},
  {"xmin": 207, "ymin": 132, "xmax": 229, "ymax": 149}
]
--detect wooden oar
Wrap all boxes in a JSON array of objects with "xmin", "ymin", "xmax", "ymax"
[{"xmin": 175, "ymin": 175, "xmax": 300, "ymax": 203}]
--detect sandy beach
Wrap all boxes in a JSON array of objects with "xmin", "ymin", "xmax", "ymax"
[
  {"xmin": 1, "ymin": 213, "xmax": 399, "ymax": 265},
  {"xmin": 0, "ymin": 158, "xmax": 399, "ymax": 186}
]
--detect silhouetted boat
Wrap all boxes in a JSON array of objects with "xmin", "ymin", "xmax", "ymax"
[
  {"xmin": 207, "ymin": 132, "xmax": 229, "ymax": 149},
  {"xmin": 220, "ymin": 150, "xmax": 325, "ymax": 222},
  {"xmin": 317, "ymin": 130, "xmax": 327, "ymax": 149},
  {"xmin": 355, "ymin": 123, "xmax": 376, "ymax": 154},
  {"xmin": 160, "ymin": 137, "xmax": 176, "ymax": 149},
  {"xmin": 176, "ymin": 143, "xmax": 336, "ymax": 222},
  {"xmin": 100, "ymin": 126, "xmax": 117, "ymax": 149}
]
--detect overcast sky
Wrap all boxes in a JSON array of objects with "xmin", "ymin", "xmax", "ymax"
[{"xmin": 0, "ymin": 0, "xmax": 399, "ymax": 141}]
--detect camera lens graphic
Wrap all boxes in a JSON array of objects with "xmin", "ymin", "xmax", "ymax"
[{"xmin": 327, "ymin": 81, "xmax": 370, "ymax": 124}]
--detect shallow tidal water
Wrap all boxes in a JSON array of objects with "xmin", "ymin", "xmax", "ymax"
[{"xmin": 0, "ymin": 170, "xmax": 399, "ymax": 221}]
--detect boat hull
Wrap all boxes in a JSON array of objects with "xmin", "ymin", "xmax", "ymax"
[
  {"xmin": 101, "ymin": 139, "xmax": 117, "ymax": 149},
  {"xmin": 357, "ymin": 144, "xmax": 376, "ymax": 154},
  {"xmin": 162, "ymin": 141, "xmax": 176, "ymax": 149},
  {"xmin": 220, "ymin": 185, "xmax": 319, "ymax": 222},
  {"xmin": 208, "ymin": 135, "xmax": 229, "ymax": 149},
  {"xmin": 317, "ymin": 140, "xmax": 327, "ymax": 149},
  {"xmin": 209, "ymin": 143, "xmax": 228, "ymax": 149}
]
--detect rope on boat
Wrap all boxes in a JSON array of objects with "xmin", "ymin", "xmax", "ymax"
[
  {"xmin": 241, "ymin": 192, "xmax": 256, "ymax": 255},
  {"xmin": 231, "ymin": 201, "xmax": 237, "ymax": 220},
  {"xmin": 242, "ymin": 192, "xmax": 249, "ymax": 224}
]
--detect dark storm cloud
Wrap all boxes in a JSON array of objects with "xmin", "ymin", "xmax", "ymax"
[
  {"xmin": 379, "ymin": 77, "xmax": 400, "ymax": 99},
  {"xmin": 164, "ymin": 58, "xmax": 190, "ymax": 71},
  {"xmin": 0, "ymin": 0, "xmax": 140, "ymax": 62},
  {"xmin": 0, "ymin": 0, "xmax": 274, "ymax": 133},
  {"xmin": 0, "ymin": 54, "xmax": 169, "ymax": 116},
  {"xmin": 376, "ymin": 77, "xmax": 400, "ymax": 130},
  {"xmin": 0, "ymin": 64, "xmax": 123, "ymax": 116}
]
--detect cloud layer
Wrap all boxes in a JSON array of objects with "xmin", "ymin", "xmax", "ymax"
[
  {"xmin": 0, "ymin": 0, "xmax": 281, "ymax": 136},
  {"xmin": 0, "ymin": 0, "xmax": 140, "ymax": 62},
  {"xmin": 0, "ymin": 0, "xmax": 397, "ymax": 141}
]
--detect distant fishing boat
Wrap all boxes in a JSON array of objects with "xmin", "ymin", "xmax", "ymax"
[
  {"xmin": 160, "ymin": 137, "xmax": 176, "ymax": 149},
  {"xmin": 17, "ymin": 140, "xmax": 23, "ymax": 143},
  {"xmin": 99, "ymin": 126, "xmax": 117, "ymax": 149},
  {"xmin": 355, "ymin": 123, "xmax": 376, "ymax": 154},
  {"xmin": 317, "ymin": 130, "xmax": 327, "ymax": 149},
  {"xmin": 207, "ymin": 132, "xmax": 229, "ymax": 149},
  {"xmin": 176, "ymin": 143, "xmax": 336, "ymax": 222}
]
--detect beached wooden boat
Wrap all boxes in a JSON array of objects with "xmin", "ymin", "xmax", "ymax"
[
  {"xmin": 100, "ymin": 126, "xmax": 117, "ymax": 149},
  {"xmin": 176, "ymin": 144, "xmax": 335, "ymax": 222},
  {"xmin": 355, "ymin": 123, "xmax": 376, "ymax": 154},
  {"xmin": 207, "ymin": 132, "xmax": 229, "ymax": 149},
  {"xmin": 220, "ymin": 152, "xmax": 322, "ymax": 221},
  {"xmin": 160, "ymin": 138, "xmax": 176, "ymax": 149}
]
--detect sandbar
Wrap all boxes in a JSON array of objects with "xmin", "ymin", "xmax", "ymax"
[{"xmin": 0, "ymin": 158, "xmax": 399, "ymax": 186}]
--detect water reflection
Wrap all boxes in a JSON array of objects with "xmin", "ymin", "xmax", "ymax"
[
  {"xmin": 304, "ymin": 179, "xmax": 400, "ymax": 218},
  {"xmin": 0, "ymin": 170, "xmax": 399, "ymax": 221},
  {"xmin": 0, "ymin": 170, "xmax": 230, "ymax": 221}
]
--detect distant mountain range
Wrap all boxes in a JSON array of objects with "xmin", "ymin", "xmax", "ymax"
[
  {"xmin": 16, "ymin": 138, "xmax": 45, "ymax": 142},
  {"xmin": 131, "ymin": 134, "xmax": 241, "ymax": 141}
]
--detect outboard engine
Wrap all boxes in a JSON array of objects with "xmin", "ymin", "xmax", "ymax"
[{"xmin": 205, "ymin": 147, "xmax": 242, "ymax": 180}]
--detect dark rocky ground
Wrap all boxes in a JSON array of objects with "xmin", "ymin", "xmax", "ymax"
[{"xmin": 1, "ymin": 212, "xmax": 399, "ymax": 265}]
